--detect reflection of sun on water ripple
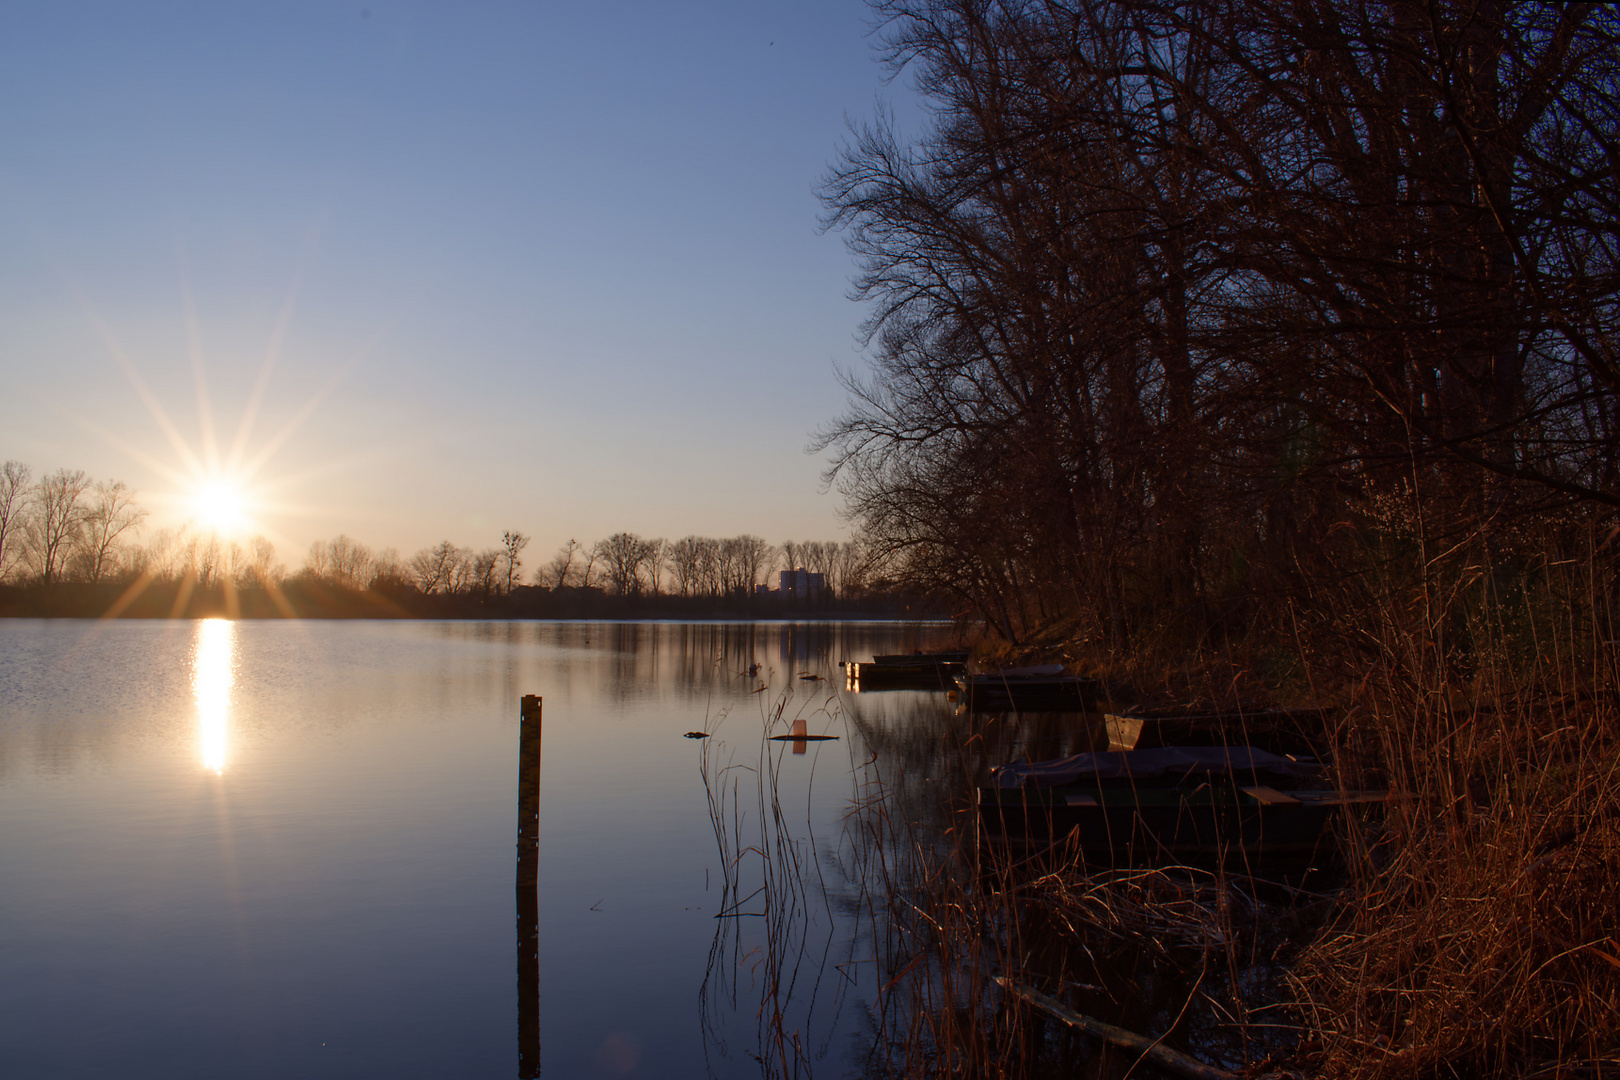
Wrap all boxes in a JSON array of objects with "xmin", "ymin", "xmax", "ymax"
[{"xmin": 193, "ymin": 618, "xmax": 236, "ymax": 774}]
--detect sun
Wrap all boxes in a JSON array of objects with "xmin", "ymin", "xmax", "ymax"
[
  {"xmin": 82, "ymin": 264, "xmax": 367, "ymax": 561},
  {"xmin": 192, "ymin": 478, "xmax": 251, "ymax": 537}
]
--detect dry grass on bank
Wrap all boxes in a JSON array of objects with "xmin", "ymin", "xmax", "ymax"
[
  {"xmin": 1277, "ymin": 526, "xmax": 1620, "ymax": 1078},
  {"xmin": 1290, "ymin": 739, "xmax": 1620, "ymax": 1077},
  {"xmin": 851, "ymin": 525, "xmax": 1620, "ymax": 1079}
]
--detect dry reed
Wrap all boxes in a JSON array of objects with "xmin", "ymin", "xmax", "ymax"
[
  {"xmin": 700, "ymin": 667, "xmax": 868, "ymax": 1078},
  {"xmin": 1279, "ymin": 516, "xmax": 1620, "ymax": 1079},
  {"xmin": 846, "ymin": 516, "xmax": 1620, "ymax": 1079}
]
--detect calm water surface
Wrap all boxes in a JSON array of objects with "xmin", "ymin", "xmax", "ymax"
[{"xmin": 0, "ymin": 619, "xmax": 949, "ymax": 1079}]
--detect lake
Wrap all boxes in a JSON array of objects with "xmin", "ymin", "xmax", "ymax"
[{"xmin": 0, "ymin": 618, "xmax": 953, "ymax": 1079}]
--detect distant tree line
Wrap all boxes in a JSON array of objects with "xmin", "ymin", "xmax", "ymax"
[
  {"xmin": 305, "ymin": 531, "xmax": 877, "ymax": 601},
  {"xmin": 0, "ymin": 458, "xmax": 888, "ymax": 609},
  {"xmin": 535, "ymin": 534, "xmax": 873, "ymax": 599},
  {"xmin": 818, "ymin": 0, "xmax": 1620, "ymax": 643}
]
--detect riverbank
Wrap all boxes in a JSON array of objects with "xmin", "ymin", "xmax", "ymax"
[
  {"xmin": 0, "ymin": 579, "xmax": 950, "ymax": 621},
  {"xmin": 850, "ymin": 549, "xmax": 1620, "ymax": 1078}
]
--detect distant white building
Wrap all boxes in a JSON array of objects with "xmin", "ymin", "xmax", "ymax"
[{"xmin": 778, "ymin": 567, "xmax": 825, "ymax": 600}]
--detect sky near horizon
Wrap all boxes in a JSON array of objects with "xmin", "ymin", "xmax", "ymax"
[{"xmin": 0, "ymin": 1, "xmax": 919, "ymax": 571}]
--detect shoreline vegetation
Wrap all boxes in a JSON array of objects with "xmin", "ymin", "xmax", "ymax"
[
  {"xmin": 0, "ymin": 578, "xmax": 940, "ymax": 621},
  {"xmin": 805, "ymin": 2, "xmax": 1619, "ymax": 1078}
]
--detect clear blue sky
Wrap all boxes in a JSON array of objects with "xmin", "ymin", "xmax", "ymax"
[{"xmin": 0, "ymin": 0, "xmax": 917, "ymax": 568}]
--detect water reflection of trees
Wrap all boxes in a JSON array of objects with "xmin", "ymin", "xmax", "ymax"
[{"xmin": 438, "ymin": 620, "xmax": 947, "ymax": 709}]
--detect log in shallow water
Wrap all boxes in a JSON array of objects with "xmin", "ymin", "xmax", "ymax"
[{"xmin": 994, "ymin": 977, "xmax": 1235, "ymax": 1080}]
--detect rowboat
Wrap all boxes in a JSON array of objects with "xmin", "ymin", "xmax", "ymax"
[
  {"xmin": 977, "ymin": 746, "xmax": 1390, "ymax": 860},
  {"xmin": 871, "ymin": 650, "xmax": 969, "ymax": 665},
  {"xmin": 957, "ymin": 665, "xmax": 1099, "ymax": 711},
  {"xmin": 843, "ymin": 650, "xmax": 967, "ymax": 691}
]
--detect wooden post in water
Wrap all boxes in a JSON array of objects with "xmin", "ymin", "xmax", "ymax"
[{"xmin": 516, "ymin": 694, "xmax": 542, "ymax": 1078}]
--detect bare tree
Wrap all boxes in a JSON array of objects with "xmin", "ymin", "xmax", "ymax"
[
  {"xmin": 371, "ymin": 547, "xmax": 407, "ymax": 589},
  {"xmin": 500, "ymin": 531, "xmax": 530, "ymax": 593},
  {"xmin": 580, "ymin": 541, "xmax": 601, "ymax": 589},
  {"xmin": 640, "ymin": 536, "xmax": 666, "ymax": 596},
  {"xmin": 119, "ymin": 540, "xmax": 152, "ymax": 582},
  {"xmin": 446, "ymin": 546, "xmax": 478, "ymax": 594},
  {"xmin": 695, "ymin": 537, "xmax": 721, "ymax": 596},
  {"xmin": 735, "ymin": 535, "xmax": 770, "ymax": 593},
  {"xmin": 540, "ymin": 539, "xmax": 581, "ymax": 588},
  {"xmin": 781, "ymin": 540, "xmax": 805, "ymax": 575},
  {"xmin": 325, "ymin": 535, "xmax": 374, "ymax": 589},
  {"xmin": 829, "ymin": 539, "xmax": 872, "ymax": 597},
  {"xmin": 0, "ymin": 461, "xmax": 32, "ymax": 581},
  {"xmin": 714, "ymin": 537, "xmax": 743, "ymax": 594},
  {"xmin": 220, "ymin": 541, "xmax": 247, "ymax": 586},
  {"xmin": 74, "ymin": 480, "xmax": 147, "ymax": 583},
  {"xmin": 239, "ymin": 535, "xmax": 282, "ymax": 587},
  {"xmin": 26, "ymin": 469, "xmax": 91, "ymax": 584},
  {"xmin": 188, "ymin": 533, "xmax": 223, "ymax": 588},
  {"xmin": 141, "ymin": 529, "xmax": 180, "ymax": 583},
  {"xmin": 303, "ymin": 540, "xmax": 332, "ymax": 582},
  {"xmin": 667, "ymin": 536, "xmax": 704, "ymax": 596},
  {"xmin": 409, "ymin": 540, "xmax": 463, "ymax": 594},
  {"xmin": 598, "ymin": 532, "xmax": 646, "ymax": 596},
  {"xmin": 804, "ymin": 541, "xmax": 839, "ymax": 578},
  {"xmin": 470, "ymin": 548, "xmax": 501, "ymax": 596},
  {"xmin": 816, "ymin": 0, "xmax": 1620, "ymax": 648}
]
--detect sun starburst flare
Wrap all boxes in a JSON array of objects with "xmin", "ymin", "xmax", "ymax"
[
  {"xmin": 63, "ymin": 258, "xmax": 384, "ymax": 628},
  {"xmin": 74, "ymin": 263, "xmax": 376, "ymax": 566},
  {"xmin": 191, "ymin": 477, "xmax": 252, "ymax": 539}
]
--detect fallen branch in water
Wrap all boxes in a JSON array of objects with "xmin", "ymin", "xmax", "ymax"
[{"xmin": 994, "ymin": 977, "xmax": 1235, "ymax": 1080}]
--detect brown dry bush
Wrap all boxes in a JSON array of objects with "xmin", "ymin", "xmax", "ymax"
[
  {"xmin": 1280, "ymin": 521, "xmax": 1620, "ymax": 1078},
  {"xmin": 846, "ymin": 516, "xmax": 1620, "ymax": 1079}
]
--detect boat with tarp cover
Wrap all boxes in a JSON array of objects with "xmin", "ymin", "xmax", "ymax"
[
  {"xmin": 977, "ymin": 746, "xmax": 1392, "ymax": 860},
  {"xmin": 957, "ymin": 664, "xmax": 1100, "ymax": 711}
]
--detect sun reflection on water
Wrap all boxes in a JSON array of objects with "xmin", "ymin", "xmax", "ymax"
[{"xmin": 193, "ymin": 618, "xmax": 236, "ymax": 773}]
